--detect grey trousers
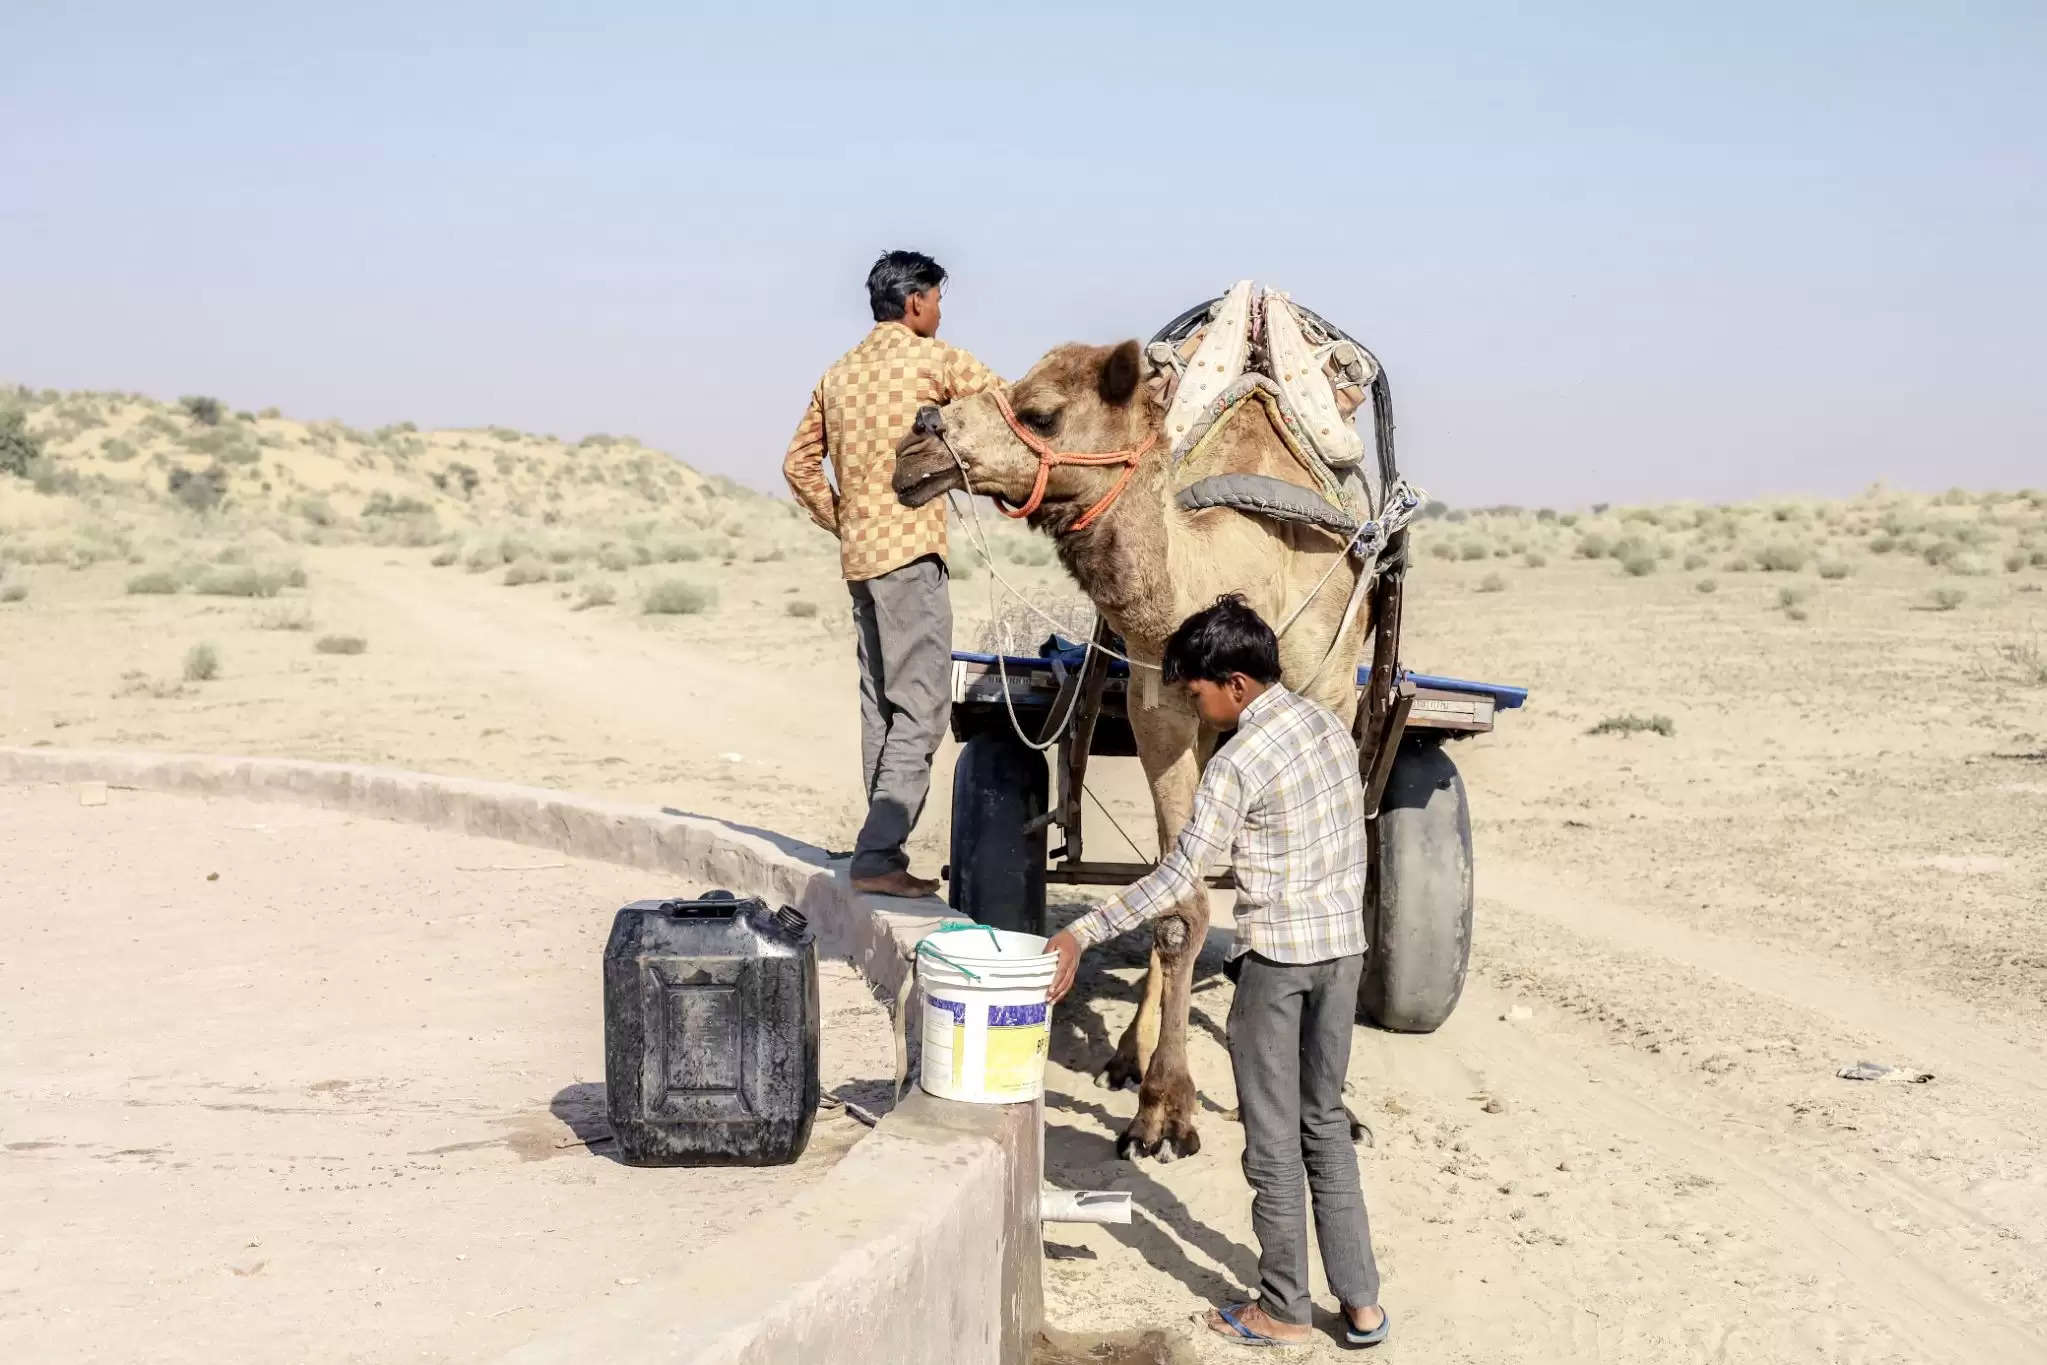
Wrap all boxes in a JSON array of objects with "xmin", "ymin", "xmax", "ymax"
[
  {"xmin": 1228, "ymin": 951, "xmax": 1381, "ymax": 1324},
  {"xmin": 847, "ymin": 555, "xmax": 951, "ymax": 879}
]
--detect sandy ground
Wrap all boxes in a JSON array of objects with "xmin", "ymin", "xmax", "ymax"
[
  {"xmin": 0, "ymin": 783, "xmax": 894, "ymax": 1362},
  {"xmin": 3, "ymin": 523, "xmax": 2045, "ymax": 1362}
]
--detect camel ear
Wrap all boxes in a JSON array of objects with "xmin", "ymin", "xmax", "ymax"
[{"xmin": 1098, "ymin": 339, "xmax": 1141, "ymax": 407}]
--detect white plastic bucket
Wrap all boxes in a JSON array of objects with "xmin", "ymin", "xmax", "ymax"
[{"xmin": 916, "ymin": 925, "xmax": 1057, "ymax": 1104}]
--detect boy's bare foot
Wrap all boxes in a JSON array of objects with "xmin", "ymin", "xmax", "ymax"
[
  {"xmin": 1204, "ymin": 1302, "xmax": 1312, "ymax": 1345},
  {"xmin": 851, "ymin": 869, "xmax": 941, "ymax": 899}
]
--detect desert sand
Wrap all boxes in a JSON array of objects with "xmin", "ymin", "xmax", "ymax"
[{"xmin": 3, "ymin": 386, "xmax": 2045, "ymax": 1361}]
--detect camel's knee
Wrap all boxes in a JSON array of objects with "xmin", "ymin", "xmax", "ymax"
[{"xmin": 1154, "ymin": 915, "xmax": 1190, "ymax": 954}]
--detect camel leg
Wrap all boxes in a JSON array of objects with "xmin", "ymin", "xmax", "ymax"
[
  {"xmin": 1098, "ymin": 699, "xmax": 1201, "ymax": 1092},
  {"xmin": 1103, "ymin": 700, "xmax": 1208, "ymax": 1160},
  {"xmin": 1098, "ymin": 947, "xmax": 1163, "ymax": 1092},
  {"xmin": 1118, "ymin": 893, "xmax": 1209, "ymax": 1161}
]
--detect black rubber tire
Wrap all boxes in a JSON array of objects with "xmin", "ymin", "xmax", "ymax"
[
  {"xmin": 948, "ymin": 728, "xmax": 1048, "ymax": 937},
  {"xmin": 1359, "ymin": 737, "xmax": 1474, "ymax": 1033}
]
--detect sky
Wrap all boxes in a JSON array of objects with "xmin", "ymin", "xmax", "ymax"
[{"xmin": 4, "ymin": 1, "xmax": 2043, "ymax": 508}]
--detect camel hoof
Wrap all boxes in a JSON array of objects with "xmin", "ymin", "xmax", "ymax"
[
  {"xmin": 1116, "ymin": 1109, "xmax": 1201, "ymax": 1163},
  {"xmin": 1099, "ymin": 1052, "xmax": 1144, "ymax": 1093}
]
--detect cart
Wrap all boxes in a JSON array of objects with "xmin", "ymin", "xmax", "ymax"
[{"xmin": 939, "ymin": 296, "xmax": 1527, "ymax": 1033}]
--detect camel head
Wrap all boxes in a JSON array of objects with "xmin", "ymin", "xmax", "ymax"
[{"xmin": 892, "ymin": 340, "xmax": 1166, "ymax": 531}]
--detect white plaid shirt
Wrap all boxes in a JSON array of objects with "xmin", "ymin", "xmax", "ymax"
[{"xmin": 1066, "ymin": 686, "xmax": 1370, "ymax": 965}]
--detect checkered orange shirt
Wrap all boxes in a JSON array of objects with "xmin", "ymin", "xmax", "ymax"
[{"xmin": 782, "ymin": 322, "xmax": 1005, "ymax": 581}]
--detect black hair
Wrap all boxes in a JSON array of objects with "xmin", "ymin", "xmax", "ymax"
[
  {"xmin": 1161, "ymin": 593, "xmax": 1282, "ymax": 686},
  {"xmin": 866, "ymin": 250, "xmax": 947, "ymax": 322}
]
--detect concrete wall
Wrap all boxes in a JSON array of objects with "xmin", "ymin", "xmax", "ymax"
[{"xmin": 0, "ymin": 747, "xmax": 1043, "ymax": 1365}]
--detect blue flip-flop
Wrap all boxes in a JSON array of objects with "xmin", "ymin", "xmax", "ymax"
[
  {"xmin": 1344, "ymin": 1306, "xmax": 1392, "ymax": 1347},
  {"xmin": 1209, "ymin": 1304, "xmax": 1289, "ymax": 1347}
]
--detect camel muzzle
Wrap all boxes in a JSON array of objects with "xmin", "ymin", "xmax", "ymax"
[{"xmin": 891, "ymin": 414, "xmax": 964, "ymax": 508}]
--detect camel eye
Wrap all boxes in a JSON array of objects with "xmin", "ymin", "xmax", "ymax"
[{"xmin": 1017, "ymin": 408, "xmax": 1060, "ymax": 437}]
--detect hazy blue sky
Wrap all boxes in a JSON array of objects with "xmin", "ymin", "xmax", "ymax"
[{"xmin": 5, "ymin": 2, "xmax": 2042, "ymax": 506}]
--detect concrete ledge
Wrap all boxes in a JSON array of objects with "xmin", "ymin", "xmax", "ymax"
[{"xmin": 0, "ymin": 747, "xmax": 1043, "ymax": 1364}]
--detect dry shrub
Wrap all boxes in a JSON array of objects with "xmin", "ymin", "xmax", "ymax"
[
  {"xmin": 643, "ymin": 579, "xmax": 716, "ymax": 615},
  {"xmin": 315, "ymin": 635, "xmax": 367, "ymax": 654},
  {"xmin": 182, "ymin": 642, "xmax": 220, "ymax": 681},
  {"xmin": 1755, "ymin": 542, "xmax": 1809, "ymax": 573},
  {"xmin": 1588, "ymin": 713, "xmax": 1675, "ymax": 738}
]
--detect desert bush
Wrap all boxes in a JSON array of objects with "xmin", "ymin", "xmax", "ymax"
[
  {"xmin": 255, "ymin": 606, "xmax": 312, "ymax": 631},
  {"xmin": 1997, "ymin": 640, "xmax": 2047, "ymax": 684},
  {"xmin": 1420, "ymin": 499, "xmax": 1450, "ymax": 520},
  {"xmin": 1755, "ymin": 542, "xmax": 1809, "ymax": 573},
  {"xmin": 194, "ymin": 566, "xmax": 285, "ymax": 597},
  {"xmin": 1457, "ymin": 541, "xmax": 1486, "ymax": 562},
  {"xmin": 1588, "ymin": 713, "xmax": 1675, "ymax": 738},
  {"xmin": 1683, "ymin": 552, "xmax": 1707, "ymax": 570},
  {"xmin": 100, "ymin": 436, "xmax": 140, "ymax": 463},
  {"xmin": 2032, "ymin": 549, "xmax": 2047, "ymax": 568},
  {"xmin": 787, "ymin": 599, "xmax": 821, "ymax": 617},
  {"xmin": 1817, "ymin": 560, "xmax": 1851, "ymax": 580},
  {"xmin": 1577, "ymin": 532, "xmax": 1612, "ymax": 559},
  {"xmin": 655, "ymin": 537, "xmax": 705, "ymax": 563},
  {"xmin": 1620, "ymin": 551, "xmax": 1656, "ymax": 577},
  {"xmin": 167, "ymin": 463, "xmax": 228, "ymax": 514},
  {"xmin": 1950, "ymin": 555, "xmax": 1992, "ymax": 577},
  {"xmin": 179, "ymin": 395, "xmax": 224, "ymax": 426},
  {"xmin": 1786, "ymin": 606, "xmax": 1809, "ymax": 622},
  {"xmin": 0, "ymin": 409, "xmax": 43, "ymax": 478},
  {"xmin": 430, "ymin": 546, "xmax": 458, "ymax": 567},
  {"xmin": 1, "ymin": 582, "xmax": 26, "ymax": 603},
  {"xmin": 1869, "ymin": 534, "xmax": 1897, "ymax": 554},
  {"xmin": 1523, "ymin": 551, "xmax": 1547, "ymax": 568},
  {"xmin": 315, "ymin": 634, "xmax": 367, "ymax": 654},
  {"xmin": 126, "ymin": 570, "xmax": 180, "ymax": 595},
  {"xmin": 502, "ymin": 559, "xmax": 551, "ymax": 586},
  {"xmin": 361, "ymin": 491, "xmax": 432, "ymax": 518},
  {"xmin": 2004, "ymin": 551, "xmax": 2027, "ymax": 573},
  {"xmin": 644, "ymin": 579, "xmax": 717, "ymax": 615},
  {"xmin": 1427, "ymin": 540, "xmax": 1455, "ymax": 561},
  {"xmin": 1695, "ymin": 577, "xmax": 1718, "ymax": 594},
  {"xmin": 1928, "ymin": 587, "xmax": 1965, "ymax": 611},
  {"xmin": 1004, "ymin": 540, "xmax": 1054, "ymax": 568},
  {"xmin": 594, "ymin": 545, "xmax": 633, "ymax": 573},
  {"xmin": 182, "ymin": 642, "xmax": 220, "ymax": 681},
  {"xmin": 1477, "ymin": 572, "xmax": 1506, "ymax": 593},
  {"xmin": 1777, "ymin": 586, "xmax": 1809, "ymax": 609},
  {"xmin": 573, "ymin": 582, "xmax": 617, "ymax": 611},
  {"xmin": 1922, "ymin": 539, "xmax": 1959, "ymax": 567},
  {"xmin": 258, "ymin": 406, "xmax": 281, "ymax": 420}
]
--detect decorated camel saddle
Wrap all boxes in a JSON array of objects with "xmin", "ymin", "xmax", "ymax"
[{"xmin": 1147, "ymin": 281, "xmax": 1423, "ymax": 571}]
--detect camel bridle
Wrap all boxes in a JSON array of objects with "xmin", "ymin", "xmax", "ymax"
[{"xmin": 986, "ymin": 389, "xmax": 1158, "ymax": 532}]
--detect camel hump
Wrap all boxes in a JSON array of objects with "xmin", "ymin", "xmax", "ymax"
[{"xmin": 1153, "ymin": 281, "xmax": 1377, "ymax": 488}]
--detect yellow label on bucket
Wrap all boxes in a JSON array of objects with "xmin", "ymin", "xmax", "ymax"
[{"xmin": 984, "ymin": 1002, "xmax": 1049, "ymax": 1095}]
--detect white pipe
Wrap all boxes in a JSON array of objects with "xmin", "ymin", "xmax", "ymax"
[{"xmin": 1041, "ymin": 1189, "xmax": 1132, "ymax": 1225}]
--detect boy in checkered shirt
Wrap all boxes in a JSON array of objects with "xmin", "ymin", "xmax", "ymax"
[{"xmin": 1047, "ymin": 595, "xmax": 1390, "ymax": 1350}]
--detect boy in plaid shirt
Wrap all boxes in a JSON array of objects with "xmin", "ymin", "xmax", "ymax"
[{"xmin": 1048, "ymin": 595, "xmax": 1390, "ymax": 1349}]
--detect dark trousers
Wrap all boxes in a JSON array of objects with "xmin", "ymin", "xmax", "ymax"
[
  {"xmin": 1227, "ymin": 950, "xmax": 1381, "ymax": 1324},
  {"xmin": 847, "ymin": 555, "xmax": 950, "ymax": 879}
]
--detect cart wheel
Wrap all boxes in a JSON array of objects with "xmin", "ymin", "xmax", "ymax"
[
  {"xmin": 949, "ymin": 727, "xmax": 1048, "ymax": 937},
  {"xmin": 1359, "ymin": 736, "xmax": 1473, "ymax": 1033}
]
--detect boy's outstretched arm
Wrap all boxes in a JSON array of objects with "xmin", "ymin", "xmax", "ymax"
[{"xmin": 1047, "ymin": 759, "xmax": 1246, "ymax": 1002}]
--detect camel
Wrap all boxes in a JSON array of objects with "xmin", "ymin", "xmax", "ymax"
[{"xmin": 893, "ymin": 334, "xmax": 1384, "ymax": 1160}]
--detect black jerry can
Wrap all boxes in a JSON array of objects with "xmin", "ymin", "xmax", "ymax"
[{"xmin": 602, "ymin": 892, "xmax": 820, "ymax": 1166}]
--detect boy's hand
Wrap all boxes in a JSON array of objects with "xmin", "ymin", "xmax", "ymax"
[{"xmin": 1046, "ymin": 929, "xmax": 1083, "ymax": 1003}]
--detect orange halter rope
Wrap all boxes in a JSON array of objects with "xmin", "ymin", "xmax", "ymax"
[{"xmin": 988, "ymin": 390, "xmax": 1158, "ymax": 532}]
